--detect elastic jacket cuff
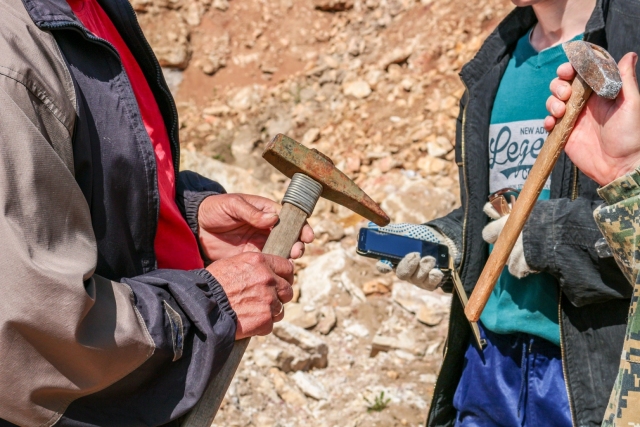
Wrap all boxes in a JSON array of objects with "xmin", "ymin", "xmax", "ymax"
[
  {"xmin": 598, "ymin": 168, "xmax": 640, "ymax": 205},
  {"xmin": 185, "ymin": 191, "xmax": 220, "ymax": 236},
  {"xmin": 193, "ymin": 268, "xmax": 237, "ymax": 324}
]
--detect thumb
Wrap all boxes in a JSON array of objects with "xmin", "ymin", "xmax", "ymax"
[
  {"xmin": 230, "ymin": 196, "xmax": 279, "ymax": 230},
  {"xmin": 618, "ymin": 52, "xmax": 639, "ymax": 102}
]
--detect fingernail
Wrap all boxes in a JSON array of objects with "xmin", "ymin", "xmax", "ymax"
[
  {"xmin": 633, "ymin": 53, "xmax": 638, "ymax": 67},
  {"xmin": 557, "ymin": 87, "xmax": 565, "ymax": 98}
]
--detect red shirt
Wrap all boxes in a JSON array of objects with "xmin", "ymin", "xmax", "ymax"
[{"xmin": 67, "ymin": 0, "xmax": 203, "ymax": 270}]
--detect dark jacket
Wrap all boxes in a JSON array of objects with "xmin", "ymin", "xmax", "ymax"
[
  {"xmin": 0, "ymin": 0, "xmax": 237, "ymax": 425},
  {"xmin": 425, "ymin": 1, "xmax": 640, "ymax": 426}
]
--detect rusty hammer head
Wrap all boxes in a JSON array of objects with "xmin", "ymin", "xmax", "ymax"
[
  {"xmin": 263, "ymin": 134, "xmax": 390, "ymax": 226},
  {"xmin": 564, "ymin": 41, "xmax": 622, "ymax": 99}
]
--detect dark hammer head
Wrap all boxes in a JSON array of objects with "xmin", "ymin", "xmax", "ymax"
[
  {"xmin": 263, "ymin": 134, "xmax": 391, "ymax": 226},
  {"xmin": 563, "ymin": 41, "xmax": 622, "ymax": 99}
]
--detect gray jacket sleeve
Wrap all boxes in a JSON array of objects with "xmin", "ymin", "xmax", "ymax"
[
  {"xmin": 0, "ymin": 53, "xmax": 236, "ymax": 427},
  {"xmin": 524, "ymin": 197, "xmax": 631, "ymax": 307}
]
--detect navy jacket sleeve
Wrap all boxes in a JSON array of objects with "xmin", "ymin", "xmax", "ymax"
[
  {"xmin": 58, "ymin": 268, "xmax": 237, "ymax": 426},
  {"xmin": 176, "ymin": 170, "xmax": 227, "ymax": 235}
]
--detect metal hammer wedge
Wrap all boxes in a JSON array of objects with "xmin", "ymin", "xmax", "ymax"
[
  {"xmin": 181, "ymin": 134, "xmax": 390, "ymax": 426},
  {"xmin": 465, "ymin": 41, "xmax": 622, "ymax": 322}
]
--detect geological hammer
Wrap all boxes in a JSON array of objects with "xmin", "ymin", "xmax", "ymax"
[
  {"xmin": 465, "ymin": 41, "xmax": 622, "ymax": 322},
  {"xmin": 181, "ymin": 134, "xmax": 390, "ymax": 426}
]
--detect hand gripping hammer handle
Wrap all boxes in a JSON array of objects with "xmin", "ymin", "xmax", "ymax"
[{"xmin": 181, "ymin": 173, "xmax": 322, "ymax": 427}]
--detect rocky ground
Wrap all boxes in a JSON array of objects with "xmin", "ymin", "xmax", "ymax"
[{"xmin": 134, "ymin": 0, "xmax": 512, "ymax": 425}]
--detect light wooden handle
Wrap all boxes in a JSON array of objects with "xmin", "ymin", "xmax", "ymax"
[
  {"xmin": 180, "ymin": 203, "xmax": 310, "ymax": 427},
  {"xmin": 464, "ymin": 75, "xmax": 592, "ymax": 322}
]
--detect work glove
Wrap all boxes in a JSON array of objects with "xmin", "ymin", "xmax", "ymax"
[
  {"xmin": 482, "ymin": 202, "xmax": 535, "ymax": 278},
  {"xmin": 368, "ymin": 223, "xmax": 458, "ymax": 291}
]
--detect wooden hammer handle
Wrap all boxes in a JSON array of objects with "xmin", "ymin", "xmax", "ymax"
[
  {"xmin": 181, "ymin": 202, "xmax": 308, "ymax": 427},
  {"xmin": 465, "ymin": 75, "xmax": 592, "ymax": 322}
]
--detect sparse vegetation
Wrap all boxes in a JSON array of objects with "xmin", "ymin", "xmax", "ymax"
[{"xmin": 364, "ymin": 391, "xmax": 391, "ymax": 413}]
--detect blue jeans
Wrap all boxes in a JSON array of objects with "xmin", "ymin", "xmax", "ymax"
[{"xmin": 453, "ymin": 324, "xmax": 571, "ymax": 427}]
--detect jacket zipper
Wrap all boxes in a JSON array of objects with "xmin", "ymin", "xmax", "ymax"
[
  {"xmin": 458, "ymin": 84, "xmax": 471, "ymax": 272},
  {"xmin": 571, "ymin": 164, "xmax": 579, "ymax": 201},
  {"xmin": 425, "ymin": 85, "xmax": 470, "ymax": 425},
  {"xmin": 558, "ymin": 296, "xmax": 578, "ymax": 427},
  {"xmin": 558, "ymin": 161, "xmax": 578, "ymax": 427}
]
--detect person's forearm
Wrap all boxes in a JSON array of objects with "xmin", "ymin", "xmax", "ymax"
[{"xmin": 594, "ymin": 169, "xmax": 640, "ymax": 286}]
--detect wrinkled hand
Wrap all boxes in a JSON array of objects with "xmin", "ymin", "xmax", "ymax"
[
  {"xmin": 207, "ymin": 252, "xmax": 294, "ymax": 340},
  {"xmin": 198, "ymin": 194, "xmax": 314, "ymax": 262},
  {"xmin": 544, "ymin": 52, "xmax": 640, "ymax": 186},
  {"xmin": 482, "ymin": 202, "xmax": 534, "ymax": 278},
  {"xmin": 369, "ymin": 223, "xmax": 457, "ymax": 291}
]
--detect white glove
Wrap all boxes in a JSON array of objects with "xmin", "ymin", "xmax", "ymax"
[
  {"xmin": 368, "ymin": 223, "xmax": 458, "ymax": 291},
  {"xmin": 482, "ymin": 202, "xmax": 535, "ymax": 278}
]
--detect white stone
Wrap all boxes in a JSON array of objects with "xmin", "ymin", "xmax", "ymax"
[
  {"xmin": 343, "ymin": 80, "xmax": 372, "ymax": 99},
  {"xmin": 344, "ymin": 321, "xmax": 370, "ymax": 338},
  {"xmin": 272, "ymin": 322, "xmax": 328, "ymax": 369},
  {"xmin": 228, "ymin": 85, "xmax": 264, "ymax": 111},
  {"xmin": 298, "ymin": 249, "xmax": 347, "ymax": 306},
  {"xmin": 302, "ymin": 128, "xmax": 321, "ymax": 145},
  {"xmin": 291, "ymin": 371, "xmax": 329, "ymax": 400}
]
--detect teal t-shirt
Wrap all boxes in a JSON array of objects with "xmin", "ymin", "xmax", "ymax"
[{"xmin": 480, "ymin": 31, "xmax": 581, "ymax": 346}]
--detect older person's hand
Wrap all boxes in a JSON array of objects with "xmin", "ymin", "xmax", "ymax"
[
  {"xmin": 208, "ymin": 252, "xmax": 294, "ymax": 340},
  {"xmin": 198, "ymin": 193, "xmax": 314, "ymax": 262},
  {"xmin": 544, "ymin": 52, "xmax": 640, "ymax": 186}
]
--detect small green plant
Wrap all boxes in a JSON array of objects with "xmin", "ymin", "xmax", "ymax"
[{"xmin": 364, "ymin": 391, "xmax": 391, "ymax": 413}]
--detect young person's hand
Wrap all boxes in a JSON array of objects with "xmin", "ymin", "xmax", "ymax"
[
  {"xmin": 544, "ymin": 52, "xmax": 640, "ymax": 186},
  {"xmin": 198, "ymin": 194, "xmax": 314, "ymax": 262},
  {"xmin": 208, "ymin": 252, "xmax": 294, "ymax": 339}
]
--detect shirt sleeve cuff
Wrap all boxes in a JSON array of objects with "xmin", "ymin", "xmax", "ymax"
[{"xmin": 597, "ymin": 168, "xmax": 640, "ymax": 205}]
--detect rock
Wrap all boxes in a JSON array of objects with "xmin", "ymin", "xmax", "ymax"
[
  {"xmin": 392, "ymin": 281, "xmax": 451, "ymax": 326},
  {"xmin": 228, "ymin": 85, "xmax": 264, "ymax": 111},
  {"xmin": 269, "ymin": 368, "xmax": 308, "ymax": 407},
  {"xmin": 201, "ymin": 33, "xmax": 230, "ymax": 75},
  {"xmin": 298, "ymin": 249, "xmax": 347, "ymax": 306},
  {"xmin": 313, "ymin": 0, "xmax": 354, "ymax": 12},
  {"xmin": 213, "ymin": 0, "xmax": 230, "ymax": 11},
  {"xmin": 313, "ymin": 219, "xmax": 345, "ymax": 242},
  {"xmin": 185, "ymin": 1, "xmax": 204, "ymax": 26},
  {"xmin": 253, "ymin": 343, "xmax": 313, "ymax": 372},
  {"xmin": 416, "ymin": 305, "xmax": 445, "ymax": 326},
  {"xmin": 362, "ymin": 279, "xmax": 391, "ymax": 295},
  {"xmin": 292, "ymin": 371, "xmax": 329, "ymax": 400},
  {"xmin": 283, "ymin": 303, "xmax": 319, "ymax": 329},
  {"xmin": 339, "ymin": 271, "xmax": 366, "ymax": 303},
  {"xmin": 161, "ymin": 68, "xmax": 183, "ymax": 96},
  {"xmin": 373, "ymin": 171, "xmax": 458, "ymax": 223},
  {"xmin": 302, "ymin": 127, "xmax": 321, "ymax": 145},
  {"xmin": 315, "ymin": 306, "xmax": 337, "ymax": 335},
  {"xmin": 379, "ymin": 46, "xmax": 413, "ymax": 70},
  {"xmin": 231, "ymin": 125, "xmax": 261, "ymax": 163},
  {"xmin": 426, "ymin": 142, "xmax": 449, "ymax": 158},
  {"xmin": 266, "ymin": 113, "xmax": 293, "ymax": 137},
  {"xmin": 138, "ymin": 11, "xmax": 190, "ymax": 69},
  {"xmin": 180, "ymin": 150, "xmax": 274, "ymax": 198},
  {"xmin": 203, "ymin": 104, "xmax": 231, "ymax": 116},
  {"xmin": 272, "ymin": 322, "xmax": 329, "ymax": 369},
  {"xmin": 371, "ymin": 333, "xmax": 413, "ymax": 354},
  {"xmin": 344, "ymin": 321, "xmax": 370, "ymax": 338},
  {"xmin": 343, "ymin": 80, "xmax": 372, "ymax": 99}
]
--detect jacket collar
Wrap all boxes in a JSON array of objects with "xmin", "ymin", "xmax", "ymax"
[
  {"xmin": 22, "ymin": 0, "xmax": 85, "ymax": 28},
  {"xmin": 460, "ymin": 0, "xmax": 607, "ymax": 89}
]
